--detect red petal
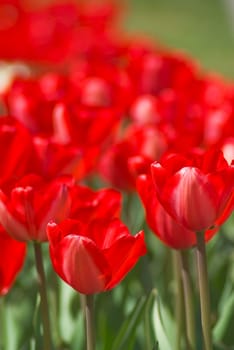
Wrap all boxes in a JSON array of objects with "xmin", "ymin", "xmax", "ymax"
[
  {"xmin": 137, "ymin": 174, "xmax": 196, "ymax": 249},
  {"xmin": 0, "ymin": 226, "xmax": 26, "ymax": 295},
  {"xmin": 151, "ymin": 162, "xmax": 168, "ymax": 191},
  {"xmin": 104, "ymin": 231, "xmax": 146, "ymax": 290},
  {"xmin": 166, "ymin": 167, "xmax": 217, "ymax": 231},
  {"xmin": 0, "ymin": 190, "xmax": 29, "ymax": 241},
  {"xmin": 49, "ymin": 234, "xmax": 112, "ymax": 294},
  {"xmin": 47, "ymin": 219, "xmax": 86, "ymax": 246},
  {"xmin": 36, "ymin": 179, "xmax": 71, "ymax": 241},
  {"xmin": 88, "ymin": 218, "xmax": 130, "ymax": 250}
]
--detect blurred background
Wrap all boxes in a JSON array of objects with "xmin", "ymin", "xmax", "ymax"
[
  {"xmin": 17, "ymin": 0, "xmax": 234, "ymax": 79},
  {"xmin": 124, "ymin": 0, "xmax": 234, "ymax": 79}
]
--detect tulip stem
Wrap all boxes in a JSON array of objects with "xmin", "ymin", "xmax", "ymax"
[
  {"xmin": 177, "ymin": 250, "xmax": 196, "ymax": 350},
  {"xmin": 83, "ymin": 294, "xmax": 95, "ymax": 350},
  {"xmin": 0, "ymin": 297, "xmax": 7, "ymax": 350},
  {"xmin": 33, "ymin": 242, "xmax": 52, "ymax": 350},
  {"xmin": 173, "ymin": 251, "xmax": 184, "ymax": 350},
  {"xmin": 195, "ymin": 232, "xmax": 213, "ymax": 350}
]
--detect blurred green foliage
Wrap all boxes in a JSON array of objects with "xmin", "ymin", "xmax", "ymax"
[{"xmin": 125, "ymin": 0, "xmax": 234, "ymax": 79}]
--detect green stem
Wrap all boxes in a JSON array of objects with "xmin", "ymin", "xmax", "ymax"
[
  {"xmin": 177, "ymin": 250, "xmax": 196, "ymax": 350},
  {"xmin": 33, "ymin": 242, "xmax": 52, "ymax": 350},
  {"xmin": 195, "ymin": 232, "xmax": 213, "ymax": 350},
  {"xmin": 0, "ymin": 297, "xmax": 7, "ymax": 350},
  {"xmin": 173, "ymin": 251, "xmax": 184, "ymax": 350},
  {"xmin": 144, "ymin": 290, "xmax": 156, "ymax": 350},
  {"xmin": 83, "ymin": 294, "xmax": 95, "ymax": 350}
]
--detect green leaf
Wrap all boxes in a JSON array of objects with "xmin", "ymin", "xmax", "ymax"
[
  {"xmin": 213, "ymin": 291, "xmax": 234, "ymax": 342},
  {"xmin": 111, "ymin": 295, "xmax": 147, "ymax": 350},
  {"xmin": 152, "ymin": 291, "xmax": 173, "ymax": 350},
  {"xmin": 58, "ymin": 280, "xmax": 79, "ymax": 343},
  {"xmin": 33, "ymin": 295, "xmax": 43, "ymax": 350}
]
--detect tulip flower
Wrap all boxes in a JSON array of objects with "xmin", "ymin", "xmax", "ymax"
[
  {"xmin": 33, "ymin": 136, "xmax": 99, "ymax": 181},
  {"xmin": 47, "ymin": 218, "xmax": 146, "ymax": 295},
  {"xmin": 126, "ymin": 49, "xmax": 196, "ymax": 97},
  {"xmin": 0, "ymin": 117, "xmax": 35, "ymax": 191},
  {"xmin": 0, "ymin": 174, "xmax": 72, "ymax": 242},
  {"xmin": 0, "ymin": 226, "xmax": 26, "ymax": 296},
  {"xmin": 52, "ymin": 102, "xmax": 120, "ymax": 149},
  {"xmin": 69, "ymin": 184, "xmax": 121, "ymax": 221},
  {"xmin": 5, "ymin": 75, "xmax": 68, "ymax": 136},
  {"xmin": 137, "ymin": 173, "xmax": 216, "ymax": 250},
  {"xmin": 98, "ymin": 124, "xmax": 167, "ymax": 191},
  {"xmin": 150, "ymin": 148, "xmax": 234, "ymax": 232}
]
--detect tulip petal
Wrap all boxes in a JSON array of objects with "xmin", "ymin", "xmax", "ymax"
[
  {"xmin": 70, "ymin": 185, "xmax": 121, "ymax": 221},
  {"xmin": 50, "ymin": 234, "xmax": 112, "ymax": 294},
  {"xmin": 137, "ymin": 174, "xmax": 196, "ymax": 249},
  {"xmin": 47, "ymin": 219, "xmax": 85, "ymax": 246},
  {"xmin": 167, "ymin": 167, "xmax": 217, "ymax": 231},
  {"xmin": 0, "ymin": 226, "xmax": 26, "ymax": 295},
  {"xmin": 104, "ymin": 231, "xmax": 146, "ymax": 290},
  {"xmin": 207, "ymin": 168, "xmax": 234, "ymax": 217},
  {"xmin": 0, "ymin": 191, "xmax": 29, "ymax": 241},
  {"xmin": 39, "ymin": 185, "xmax": 70, "ymax": 238},
  {"xmin": 88, "ymin": 218, "xmax": 131, "ymax": 250}
]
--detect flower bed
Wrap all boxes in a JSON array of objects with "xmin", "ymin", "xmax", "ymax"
[{"xmin": 0, "ymin": 1, "xmax": 233, "ymax": 350}]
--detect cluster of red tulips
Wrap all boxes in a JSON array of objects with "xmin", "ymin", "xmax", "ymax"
[{"xmin": 0, "ymin": 1, "xmax": 233, "ymax": 350}]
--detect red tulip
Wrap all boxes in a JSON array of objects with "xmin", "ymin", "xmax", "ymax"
[
  {"xmin": 150, "ymin": 148, "xmax": 234, "ymax": 232},
  {"xmin": 52, "ymin": 102, "xmax": 120, "ymax": 149},
  {"xmin": 5, "ymin": 74, "xmax": 70, "ymax": 136},
  {"xmin": 126, "ymin": 49, "xmax": 197, "ymax": 97},
  {"xmin": 0, "ymin": 117, "xmax": 35, "ymax": 191},
  {"xmin": 98, "ymin": 124, "xmax": 167, "ymax": 191},
  {"xmin": 0, "ymin": 1, "xmax": 80, "ymax": 63},
  {"xmin": 0, "ymin": 226, "xmax": 26, "ymax": 295},
  {"xmin": 70, "ymin": 185, "xmax": 121, "ymax": 221},
  {"xmin": 33, "ymin": 136, "xmax": 99, "ymax": 181},
  {"xmin": 47, "ymin": 218, "xmax": 146, "ymax": 294},
  {"xmin": 137, "ymin": 173, "xmax": 216, "ymax": 249},
  {"xmin": 0, "ymin": 174, "xmax": 72, "ymax": 242}
]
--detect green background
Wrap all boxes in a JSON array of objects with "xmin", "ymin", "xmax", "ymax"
[{"xmin": 124, "ymin": 0, "xmax": 234, "ymax": 79}]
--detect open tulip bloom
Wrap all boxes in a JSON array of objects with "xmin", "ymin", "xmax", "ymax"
[
  {"xmin": 47, "ymin": 218, "xmax": 146, "ymax": 295},
  {"xmin": 0, "ymin": 174, "xmax": 72, "ymax": 242}
]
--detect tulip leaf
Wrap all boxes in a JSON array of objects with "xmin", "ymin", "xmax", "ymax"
[
  {"xmin": 213, "ymin": 291, "xmax": 234, "ymax": 343},
  {"xmin": 152, "ymin": 291, "xmax": 173, "ymax": 350},
  {"xmin": 111, "ymin": 295, "xmax": 147, "ymax": 350},
  {"xmin": 33, "ymin": 295, "xmax": 43, "ymax": 350},
  {"xmin": 58, "ymin": 279, "xmax": 78, "ymax": 342},
  {"xmin": 144, "ymin": 289, "xmax": 158, "ymax": 350}
]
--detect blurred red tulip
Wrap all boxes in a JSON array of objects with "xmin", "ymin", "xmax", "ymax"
[
  {"xmin": 0, "ymin": 117, "xmax": 35, "ymax": 191},
  {"xmin": 0, "ymin": 174, "xmax": 72, "ymax": 242},
  {"xmin": 47, "ymin": 218, "xmax": 146, "ymax": 294},
  {"xmin": 151, "ymin": 148, "xmax": 234, "ymax": 232},
  {"xmin": 0, "ymin": 226, "xmax": 26, "ymax": 295},
  {"xmin": 98, "ymin": 124, "xmax": 167, "ymax": 191},
  {"xmin": 52, "ymin": 101, "xmax": 121, "ymax": 150},
  {"xmin": 70, "ymin": 185, "xmax": 121, "ymax": 221},
  {"xmin": 33, "ymin": 136, "xmax": 99, "ymax": 181}
]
